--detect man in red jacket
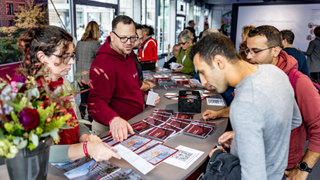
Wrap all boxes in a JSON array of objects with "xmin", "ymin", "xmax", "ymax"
[
  {"xmin": 88, "ymin": 15, "xmax": 159, "ymax": 142},
  {"xmin": 246, "ymin": 25, "xmax": 320, "ymax": 180}
]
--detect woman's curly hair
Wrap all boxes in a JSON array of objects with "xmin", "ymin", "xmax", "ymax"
[{"xmin": 17, "ymin": 26, "xmax": 73, "ymax": 75}]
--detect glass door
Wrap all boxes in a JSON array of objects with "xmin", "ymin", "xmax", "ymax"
[
  {"xmin": 73, "ymin": 0, "xmax": 118, "ymax": 43},
  {"xmin": 75, "ymin": 5, "xmax": 115, "ymax": 44}
]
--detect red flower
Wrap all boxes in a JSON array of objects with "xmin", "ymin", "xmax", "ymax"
[{"xmin": 18, "ymin": 107, "xmax": 40, "ymax": 130}]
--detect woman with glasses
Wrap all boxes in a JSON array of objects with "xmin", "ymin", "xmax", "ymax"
[
  {"xmin": 75, "ymin": 21, "xmax": 101, "ymax": 124},
  {"xmin": 239, "ymin": 25, "xmax": 255, "ymax": 62},
  {"xmin": 138, "ymin": 25, "xmax": 158, "ymax": 62},
  {"xmin": 174, "ymin": 29, "xmax": 194, "ymax": 76},
  {"xmin": 18, "ymin": 26, "xmax": 120, "ymax": 163}
]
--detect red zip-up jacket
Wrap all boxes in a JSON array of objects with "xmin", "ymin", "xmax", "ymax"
[
  {"xmin": 138, "ymin": 37, "xmax": 158, "ymax": 62},
  {"xmin": 88, "ymin": 36, "xmax": 144, "ymax": 126},
  {"xmin": 277, "ymin": 50, "xmax": 320, "ymax": 169}
]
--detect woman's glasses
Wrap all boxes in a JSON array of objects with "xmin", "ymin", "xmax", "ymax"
[{"xmin": 46, "ymin": 52, "xmax": 76, "ymax": 64}]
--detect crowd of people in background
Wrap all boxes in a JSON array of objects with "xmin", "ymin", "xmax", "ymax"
[{"xmin": 13, "ymin": 14, "xmax": 320, "ymax": 180}]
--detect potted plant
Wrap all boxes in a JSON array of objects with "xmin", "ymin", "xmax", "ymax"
[{"xmin": 0, "ymin": 68, "xmax": 80, "ymax": 180}]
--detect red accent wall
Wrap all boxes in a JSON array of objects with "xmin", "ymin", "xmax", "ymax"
[{"xmin": 0, "ymin": 62, "xmax": 20, "ymax": 80}]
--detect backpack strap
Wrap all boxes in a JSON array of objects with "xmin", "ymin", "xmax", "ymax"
[{"xmin": 288, "ymin": 68, "xmax": 302, "ymax": 95}]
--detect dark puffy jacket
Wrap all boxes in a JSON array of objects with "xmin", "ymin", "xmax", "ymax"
[{"xmin": 201, "ymin": 150, "xmax": 241, "ymax": 180}]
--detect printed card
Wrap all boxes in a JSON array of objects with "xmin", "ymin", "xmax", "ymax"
[
  {"xmin": 119, "ymin": 135, "xmax": 152, "ymax": 151},
  {"xmin": 170, "ymin": 117, "xmax": 192, "ymax": 124},
  {"xmin": 145, "ymin": 127, "xmax": 175, "ymax": 141},
  {"xmin": 146, "ymin": 91, "xmax": 159, "ymax": 106},
  {"xmin": 143, "ymin": 117, "xmax": 166, "ymax": 126},
  {"xmin": 105, "ymin": 134, "xmax": 132, "ymax": 146},
  {"xmin": 138, "ymin": 144, "xmax": 178, "ymax": 166},
  {"xmin": 164, "ymin": 85, "xmax": 180, "ymax": 90},
  {"xmin": 206, "ymin": 98, "xmax": 226, "ymax": 106},
  {"xmin": 153, "ymin": 109, "xmax": 174, "ymax": 115},
  {"xmin": 131, "ymin": 121, "xmax": 156, "ymax": 134},
  {"xmin": 150, "ymin": 114, "xmax": 171, "ymax": 122},
  {"xmin": 174, "ymin": 112, "xmax": 194, "ymax": 120},
  {"xmin": 194, "ymin": 120, "xmax": 216, "ymax": 127},
  {"xmin": 190, "ymin": 79, "xmax": 202, "ymax": 88},
  {"xmin": 161, "ymin": 123, "xmax": 183, "ymax": 134},
  {"xmin": 183, "ymin": 124, "xmax": 214, "ymax": 138},
  {"xmin": 166, "ymin": 119, "xmax": 190, "ymax": 129},
  {"xmin": 135, "ymin": 139, "xmax": 163, "ymax": 154}
]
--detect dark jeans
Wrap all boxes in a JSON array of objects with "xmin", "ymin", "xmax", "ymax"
[
  {"xmin": 78, "ymin": 83, "xmax": 93, "ymax": 122},
  {"xmin": 311, "ymin": 72, "xmax": 320, "ymax": 84}
]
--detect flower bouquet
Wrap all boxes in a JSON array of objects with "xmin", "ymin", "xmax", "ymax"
[{"xmin": 0, "ymin": 67, "xmax": 84, "ymax": 179}]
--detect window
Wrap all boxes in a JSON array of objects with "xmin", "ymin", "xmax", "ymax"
[
  {"xmin": 120, "ymin": 0, "xmax": 132, "ymax": 18},
  {"xmin": 157, "ymin": 0, "xmax": 169, "ymax": 54},
  {"xmin": 7, "ymin": 3, "xmax": 14, "ymax": 15},
  {"xmin": 193, "ymin": 6, "xmax": 201, "ymax": 37},
  {"xmin": 77, "ymin": 12, "xmax": 83, "ymax": 25},
  {"xmin": 88, "ymin": 0, "xmax": 117, "ymax": 4},
  {"xmin": 120, "ymin": 0, "xmax": 126, "ymax": 6},
  {"xmin": 9, "ymin": 20, "xmax": 15, "ymax": 26}
]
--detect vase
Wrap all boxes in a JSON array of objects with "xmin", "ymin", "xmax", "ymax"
[{"xmin": 5, "ymin": 137, "xmax": 53, "ymax": 180}]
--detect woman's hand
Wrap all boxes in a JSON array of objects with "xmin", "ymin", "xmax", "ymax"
[
  {"xmin": 87, "ymin": 141, "xmax": 121, "ymax": 161},
  {"xmin": 173, "ymin": 64, "xmax": 183, "ymax": 72},
  {"xmin": 85, "ymin": 134, "xmax": 102, "ymax": 142}
]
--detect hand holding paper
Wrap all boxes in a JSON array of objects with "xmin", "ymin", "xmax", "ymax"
[{"xmin": 146, "ymin": 91, "xmax": 160, "ymax": 106}]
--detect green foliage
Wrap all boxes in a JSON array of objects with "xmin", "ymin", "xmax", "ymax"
[
  {"xmin": 14, "ymin": 0, "xmax": 48, "ymax": 28},
  {"xmin": 38, "ymin": 103, "xmax": 55, "ymax": 127},
  {"xmin": 0, "ymin": 37, "xmax": 22, "ymax": 65}
]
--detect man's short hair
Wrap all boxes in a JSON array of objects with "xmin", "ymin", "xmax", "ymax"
[
  {"xmin": 173, "ymin": 44, "xmax": 180, "ymax": 48},
  {"xmin": 202, "ymin": 28, "xmax": 219, "ymax": 39},
  {"xmin": 189, "ymin": 33, "xmax": 241, "ymax": 66},
  {"xmin": 280, "ymin": 30, "xmax": 295, "ymax": 44},
  {"xmin": 314, "ymin": 26, "xmax": 320, "ymax": 37},
  {"xmin": 188, "ymin": 20, "xmax": 194, "ymax": 25},
  {"xmin": 112, "ymin": 15, "xmax": 135, "ymax": 31},
  {"xmin": 248, "ymin": 25, "xmax": 282, "ymax": 48},
  {"xmin": 135, "ymin": 23, "xmax": 142, "ymax": 30}
]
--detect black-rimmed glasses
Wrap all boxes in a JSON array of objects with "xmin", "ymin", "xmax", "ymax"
[
  {"xmin": 245, "ymin": 46, "xmax": 275, "ymax": 56},
  {"xmin": 112, "ymin": 31, "xmax": 138, "ymax": 43},
  {"xmin": 46, "ymin": 52, "xmax": 76, "ymax": 64}
]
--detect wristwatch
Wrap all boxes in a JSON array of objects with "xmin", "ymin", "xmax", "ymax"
[{"xmin": 298, "ymin": 162, "xmax": 312, "ymax": 173}]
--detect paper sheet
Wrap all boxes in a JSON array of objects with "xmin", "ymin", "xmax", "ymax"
[
  {"xmin": 113, "ymin": 144, "xmax": 155, "ymax": 175},
  {"xmin": 206, "ymin": 98, "xmax": 226, "ymax": 106},
  {"xmin": 164, "ymin": 145, "xmax": 204, "ymax": 170},
  {"xmin": 190, "ymin": 79, "xmax": 202, "ymax": 88},
  {"xmin": 170, "ymin": 62, "xmax": 181, "ymax": 69},
  {"xmin": 146, "ymin": 91, "xmax": 159, "ymax": 106}
]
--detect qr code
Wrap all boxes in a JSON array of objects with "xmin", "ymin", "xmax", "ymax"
[{"xmin": 172, "ymin": 150, "xmax": 193, "ymax": 162}]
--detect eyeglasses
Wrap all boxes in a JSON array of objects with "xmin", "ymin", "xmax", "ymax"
[
  {"xmin": 245, "ymin": 46, "xmax": 275, "ymax": 56},
  {"xmin": 112, "ymin": 31, "xmax": 138, "ymax": 43},
  {"xmin": 179, "ymin": 41, "xmax": 188, "ymax": 46},
  {"xmin": 46, "ymin": 52, "xmax": 76, "ymax": 64}
]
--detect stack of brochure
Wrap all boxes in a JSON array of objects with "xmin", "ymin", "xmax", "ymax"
[{"xmin": 183, "ymin": 120, "xmax": 216, "ymax": 139}]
